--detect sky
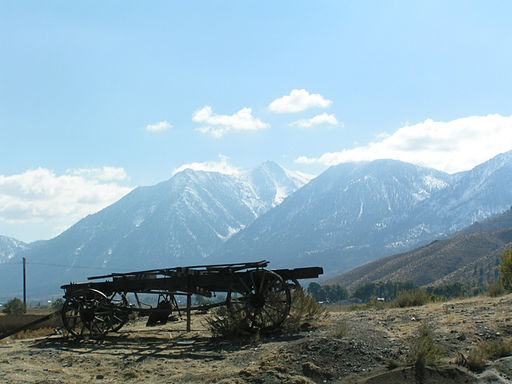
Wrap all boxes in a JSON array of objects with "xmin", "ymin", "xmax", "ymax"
[{"xmin": 1, "ymin": 1, "xmax": 512, "ymax": 242}]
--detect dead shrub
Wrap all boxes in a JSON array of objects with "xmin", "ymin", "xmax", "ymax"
[
  {"xmin": 331, "ymin": 320, "xmax": 349, "ymax": 338},
  {"xmin": 466, "ymin": 349, "xmax": 486, "ymax": 372},
  {"xmin": 204, "ymin": 306, "xmax": 253, "ymax": 339},
  {"xmin": 393, "ymin": 289, "xmax": 430, "ymax": 308},
  {"xmin": 458, "ymin": 339, "xmax": 512, "ymax": 372},
  {"xmin": 283, "ymin": 289, "xmax": 327, "ymax": 332},
  {"xmin": 407, "ymin": 323, "xmax": 444, "ymax": 371}
]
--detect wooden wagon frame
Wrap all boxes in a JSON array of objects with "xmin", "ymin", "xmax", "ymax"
[{"xmin": 60, "ymin": 261, "xmax": 323, "ymax": 339}]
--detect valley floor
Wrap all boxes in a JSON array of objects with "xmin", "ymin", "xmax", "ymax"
[{"xmin": 1, "ymin": 295, "xmax": 512, "ymax": 383}]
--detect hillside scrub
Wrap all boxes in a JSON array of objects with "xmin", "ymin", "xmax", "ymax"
[
  {"xmin": 485, "ymin": 280, "xmax": 505, "ymax": 297},
  {"xmin": 498, "ymin": 247, "xmax": 512, "ymax": 291}
]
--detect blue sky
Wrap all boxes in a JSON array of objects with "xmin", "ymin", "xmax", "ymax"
[{"xmin": 1, "ymin": 1, "xmax": 512, "ymax": 242}]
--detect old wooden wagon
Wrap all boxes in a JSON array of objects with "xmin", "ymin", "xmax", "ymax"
[{"xmin": 60, "ymin": 261, "xmax": 323, "ymax": 339}]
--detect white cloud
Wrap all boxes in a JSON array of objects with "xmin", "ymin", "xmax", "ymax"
[
  {"xmin": 66, "ymin": 166, "xmax": 129, "ymax": 182},
  {"xmin": 172, "ymin": 155, "xmax": 241, "ymax": 176},
  {"xmin": 0, "ymin": 167, "xmax": 133, "ymax": 241},
  {"xmin": 193, "ymin": 106, "xmax": 269, "ymax": 138},
  {"xmin": 290, "ymin": 113, "xmax": 340, "ymax": 128},
  {"xmin": 268, "ymin": 89, "xmax": 332, "ymax": 113},
  {"xmin": 145, "ymin": 120, "xmax": 172, "ymax": 132},
  {"xmin": 295, "ymin": 114, "xmax": 512, "ymax": 174}
]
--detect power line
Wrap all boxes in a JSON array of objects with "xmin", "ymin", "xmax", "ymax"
[
  {"xmin": 0, "ymin": 261, "xmax": 23, "ymax": 265},
  {"xmin": 0, "ymin": 260, "xmax": 106, "ymax": 271},
  {"xmin": 26, "ymin": 261, "xmax": 107, "ymax": 270}
]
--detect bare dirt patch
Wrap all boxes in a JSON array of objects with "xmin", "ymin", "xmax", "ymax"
[{"xmin": 1, "ymin": 295, "xmax": 512, "ymax": 383}]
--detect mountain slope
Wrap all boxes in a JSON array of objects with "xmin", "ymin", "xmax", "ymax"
[
  {"xmin": 214, "ymin": 160, "xmax": 452, "ymax": 271},
  {"xmin": 215, "ymin": 151, "xmax": 512, "ymax": 278},
  {"xmin": 326, "ymin": 208, "xmax": 512, "ymax": 290},
  {"xmin": 0, "ymin": 235, "xmax": 28, "ymax": 264}
]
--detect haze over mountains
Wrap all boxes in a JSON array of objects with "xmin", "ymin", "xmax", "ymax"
[{"xmin": 1, "ymin": 151, "xmax": 512, "ymax": 298}]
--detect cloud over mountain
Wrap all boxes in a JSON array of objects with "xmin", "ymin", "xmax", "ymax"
[
  {"xmin": 0, "ymin": 167, "xmax": 132, "ymax": 242},
  {"xmin": 172, "ymin": 155, "xmax": 241, "ymax": 176},
  {"xmin": 296, "ymin": 114, "xmax": 512, "ymax": 173}
]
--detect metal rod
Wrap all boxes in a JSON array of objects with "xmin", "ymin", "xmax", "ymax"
[{"xmin": 23, "ymin": 257, "xmax": 27, "ymax": 313}]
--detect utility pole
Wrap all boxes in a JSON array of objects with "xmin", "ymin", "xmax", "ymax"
[{"xmin": 23, "ymin": 257, "xmax": 27, "ymax": 313}]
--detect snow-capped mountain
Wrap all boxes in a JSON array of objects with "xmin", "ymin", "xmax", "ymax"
[
  {"xmin": 3, "ymin": 151, "xmax": 512, "ymax": 296},
  {"xmin": 214, "ymin": 151, "xmax": 512, "ymax": 278},
  {"xmin": 243, "ymin": 161, "xmax": 314, "ymax": 207},
  {"xmin": 2, "ymin": 162, "xmax": 310, "ymax": 296},
  {"xmin": 0, "ymin": 235, "xmax": 28, "ymax": 264}
]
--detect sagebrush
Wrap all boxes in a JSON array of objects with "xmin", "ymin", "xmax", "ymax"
[{"xmin": 407, "ymin": 323, "xmax": 444, "ymax": 371}]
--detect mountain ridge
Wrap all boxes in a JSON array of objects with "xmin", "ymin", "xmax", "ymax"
[
  {"xmin": 2, "ymin": 152, "xmax": 512, "ymax": 297},
  {"xmin": 325, "ymin": 208, "xmax": 512, "ymax": 290},
  {"xmin": 213, "ymin": 152, "xmax": 512, "ymax": 278}
]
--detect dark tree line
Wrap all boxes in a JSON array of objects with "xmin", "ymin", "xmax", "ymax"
[
  {"xmin": 307, "ymin": 282, "xmax": 349, "ymax": 303},
  {"xmin": 307, "ymin": 280, "xmax": 477, "ymax": 304},
  {"xmin": 352, "ymin": 281, "xmax": 417, "ymax": 302}
]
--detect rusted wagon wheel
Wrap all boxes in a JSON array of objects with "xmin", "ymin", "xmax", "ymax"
[
  {"xmin": 61, "ymin": 289, "xmax": 114, "ymax": 339},
  {"xmin": 227, "ymin": 270, "xmax": 291, "ymax": 332}
]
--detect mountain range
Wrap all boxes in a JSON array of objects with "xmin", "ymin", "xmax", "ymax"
[
  {"xmin": 1, "ymin": 151, "xmax": 512, "ymax": 298},
  {"xmin": 213, "ymin": 151, "xmax": 512, "ymax": 278},
  {"xmin": 0, "ymin": 162, "xmax": 311, "ymax": 297},
  {"xmin": 326, "ymin": 208, "xmax": 512, "ymax": 291}
]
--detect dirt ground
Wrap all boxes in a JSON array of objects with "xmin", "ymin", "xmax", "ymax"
[{"xmin": 1, "ymin": 295, "xmax": 512, "ymax": 383}]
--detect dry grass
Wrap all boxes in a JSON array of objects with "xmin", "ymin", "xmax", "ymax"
[
  {"xmin": 331, "ymin": 320, "xmax": 349, "ymax": 338},
  {"xmin": 3, "ymin": 327, "xmax": 56, "ymax": 341}
]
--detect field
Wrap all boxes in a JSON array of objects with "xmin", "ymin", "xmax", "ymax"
[{"xmin": 1, "ymin": 295, "xmax": 512, "ymax": 383}]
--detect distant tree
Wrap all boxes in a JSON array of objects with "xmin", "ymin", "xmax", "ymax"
[
  {"xmin": 307, "ymin": 283, "xmax": 348, "ymax": 303},
  {"xmin": 426, "ymin": 282, "xmax": 467, "ymax": 299},
  {"xmin": 352, "ymin": 281, "xmax": 417, "ymax": 302},
  {"xmin": 498, "ymin": 248, "xmax": 512, "ymax": 291},
  {"xmin": 51, "ymin": 298, "xmax": 64, "ymax": 311},
  {"xmin": 2, "ymin": 297, "xmax": 25, "ymax": 315},
  {"xmin": 307, "ymin": 282, "xmax": 325, "ymax": 301}
]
